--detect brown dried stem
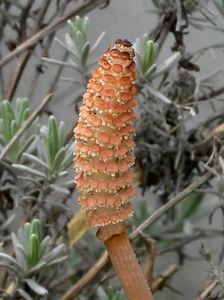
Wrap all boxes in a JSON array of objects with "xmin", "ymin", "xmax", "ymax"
[
  {"xmin": 59, "ymin": 251, "xmax": 108, "ymax": 300},
  {"xmin": 151, "ymin": 264, "xmax": 178, "ymax": 292},
  {"xmin": 196, "ymin": 280, "xmax": 218, "ymax": 300},
  {"xmin": 142, "ymin": 237, "xmax": 156, "ymax": 286}
]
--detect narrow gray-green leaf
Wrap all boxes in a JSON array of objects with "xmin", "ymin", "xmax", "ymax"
[
  {"xmin": 75, "ymin": 30, "xmax": 85, "ymax": 57},
  {"xmin": 81, "ymin": 42, "xmax": 90, "ymax": 67},
  {"xmin": 146, "ymin": 84, "xmax": 172, "ymax": 104},
  {"xmin": 43, "ymin": 244, "xmax": 65, "ymax": 263},
  {"xmin": 151, "ymin": 52, "xmax": 181, "ymax": 79},
  {"xmin": 50, "ymin": 184, "xmax": 70, "ymax": 195},
  {"xmin": 27, "ymin": 261, "xmax": 47, "ymax": 275},
  {"xmin": 1, "ymin": 213, "xmax": 15, "ymax": 230},
  {"xmin": 22, "ymin": 153, "xmax": 48, "ymax": 170},
  {"xmin": 48, "ymin": 116, "xmax": 59, "ymax": 167},
  {"xmin": 17, "ymin": 135, "xmax": 36, "ymax": 159},
  {"xmin": 40, "ymin": 236, "xmax": 50, "ymax": 258},
  {"xmin": 60, "ymin": 146, "xmax": 73, "ymax": 170},
  {"xmin": 11, "ymin": 233, "xmax": 26, "ymax": 269},
  {"xmin": 15, "ymin": 98, "xmax": 29, "ymax": 128},
  {"xmin": 17, "ymin": 289, "xmax": 33, "ymax": 300},
  {"xmin": 12, "ymin": 164, "xmax": 47, "ymax": 179},
  {"xmin": 20, "ymin": 107, "xmax": 30, "ymax": 124},
  {"xmin": 65, "ymin": 33, "xmax": 77, "ymax": 56},
  {"xmin": 47, "ymin": 255, "xmax": 68, "ymax": 266},
  {"xmin": 24, "ymin": 279, "xmax": 48, "ymax": 296},
  {"xmin": 0, "ymin": 252, "xmax": 23, "ymax": 272},
  {"xmin": 90, "ymin": 31, "xmax": 106, "ymax": 53},
  {"xmin": 58, "ymin": 121, "xmax": 65, "ymax": 148},
  {"xmin": 52, "ymin": 147, "xmax": 66, "ymax": 172},
  {"xmin": 2, "ymin": 100, "xmax": 14, "ymax": 141},
  {"xmin": 10, "ymin": 120, "xmax": 18, "ymax": 137}
]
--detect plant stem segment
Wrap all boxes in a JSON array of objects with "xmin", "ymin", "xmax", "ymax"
[{"xmin": 97, "ymin": 223, "xmax": 154, "ymax": 300}]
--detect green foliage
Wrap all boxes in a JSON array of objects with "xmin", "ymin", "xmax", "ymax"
[
  {"xmin": 67, "ymin": 16, "xmax": 90, "ymax": 67},
  {"xmin": 0, "ymin": 218, "xmax": 66, "ymax": 299},
  {"xmin": 176, "ymin": 192, "xmax": 204, "ymax": 224},
  {"xmin": 12, "ymin": 115, "xmax": 73, "ymax": 194},
  {"xmin": 134, "ymin": 35, "xmax": 158, "ymax": 80},
  {"xmin": 40, "ymin": 115, "xmax": 72, "ymax": 174},
  {"xmin": 96, "ymin": 287, "xmax": 126, "ymax": 300},
  {"xmin": 0, "ymin": 98, "xmax": 36, "ymax": 162},
  {"xmin": 65, "ymin": 15, "xmax": 105, "ymax": 70},
  {"xmin": 24, "ymin": 219, "xmax": 42, "ymax": 269}
]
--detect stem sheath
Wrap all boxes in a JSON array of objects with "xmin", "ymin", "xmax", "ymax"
[{"xmin": 97, "ymin": 224, "xmax": 153, "ymax": 300}]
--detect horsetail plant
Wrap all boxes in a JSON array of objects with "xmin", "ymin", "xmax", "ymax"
[{"xmin": 74, "ymin": 39, "xmax": 153, "ymax": 300}]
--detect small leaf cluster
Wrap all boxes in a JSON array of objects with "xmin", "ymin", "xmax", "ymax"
[
  {"xmin": 67, "ymin": 16, "xmax": 90, "ymax": 67},
  {"xmin": 0, "ymin": 98, "xmax": 36, "ymax": 162},
  {"xmin": 96, "ymin": 286, "xmax": 126, "ymax": 300},
  {"xmin": 13, "ymin": 115, "xmax": 73, "ymax": 195},
  {"xmin": 65, "ymin": 15, "xmax": 105, "ymax": 70},
  {"xmin": 134, "ymin": 35, "xmax": 158, "ymax": 80},
  {"xmin": 0, "ymin": 219, "xmax": 66, "ymax": 299},
  {"xmin": 40, "ymin": 116, "xmax": 72, "ymax": 175}
]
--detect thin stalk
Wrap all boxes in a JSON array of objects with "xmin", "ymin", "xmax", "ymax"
[{"xmin": 97, "ymin": 223, "xmax": 153, "ymax": 300}]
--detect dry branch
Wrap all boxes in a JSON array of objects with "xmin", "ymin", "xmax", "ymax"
[
  {"xmin": 196, "ymin": 280, "xmax": 218, "ymax": 300},
  {"xmin": 0, "ymin": 0, "xmax": 109, "ymax": 69},
  {"xmin": 152, "ymin": 264, "xmax": 178, "ymax": 292}
]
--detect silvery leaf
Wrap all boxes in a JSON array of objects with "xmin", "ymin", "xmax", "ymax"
[
  {"xmin": 27, "ymin": 261, "xmax": 47, "ymax": 276},
  {"xmin": 0, "ymin": 252, "xmax": 23, "ymax": 273},
  {"xmin": 24, "ymin": 279, "xmax": 48, "ymax": 296},
  {"xmin": 11, "ymin": 233, "xmax": 26, "ymax": 269},
  {"xmin": 0, "ymin": 214, "xmax": 15, "ymax": 230},
  {"xmin": 40, "ymin": 236, "xmax": 50, "ymax": 258},
  {"xmin": 150, "ymin": 52, "xmax": 181, "ymax": 79},
  {"xmin": 90, "ymin": 31, "xmax": 106, "ymax": 53},
  {"xmin": 22, "ymin": 153, "xmax": 48, "ymax": 170},
  {"xmin": 42, "ymin": 244, "xmax": 65, "ymax": 263},
  {"xmin": 17, "ymin": 289, "xmax": 33, "ymax": 300},
  {"xmin": 47, "ymin": 255, "xmax": 68, "ymax": 266},
  {"xmin": 146, "ymin": 84, "xmax": 172, "ymax": 104},
  {"xmin": 65, "ymin": 33, "xmax": 76, "ymax": 55},
  {"xmin": 50, "ymin": 184, "xmax": 70, "ymax": 195},
  {"xmin": 12, "ymin": 164, "xmax": 47, "ymax": 179}
]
